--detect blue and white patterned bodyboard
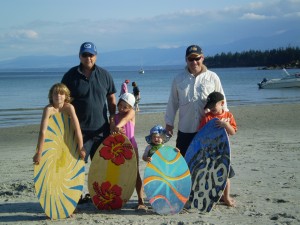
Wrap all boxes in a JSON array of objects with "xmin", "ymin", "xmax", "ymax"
[
  {"xmin": 185, "ymin": 118, "xmax": 230, "ymax": 213},
  {"xmin": 144, "ymin": 146, "xmax": 191, "ymax": 215}
]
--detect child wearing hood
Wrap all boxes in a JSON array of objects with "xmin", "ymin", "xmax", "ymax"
[{"xmin": 143, "ymin": 125, "xmax": 177, "ymax": 162}]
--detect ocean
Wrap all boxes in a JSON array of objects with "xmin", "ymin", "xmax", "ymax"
[{"xmin": 0, "ymin": 66, "xmax": 299, "ymax": 128}]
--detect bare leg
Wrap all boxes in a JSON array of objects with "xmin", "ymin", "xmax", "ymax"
[
  {"xmin": 221, "ymin": 179, "xmax": 236, "ymax": 207},
  {"xmin": 136, "ymin": 171, "xmax": 144, "ymax": 205},
  {"xmin": 134, "ymin": 148, "xmax": 147, "ymax": 210}
]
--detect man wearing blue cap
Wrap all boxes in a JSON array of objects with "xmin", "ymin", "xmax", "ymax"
[
  {"xmin": 62, "ymin": 41, "xmax": 117, "ymax": 162},
  {"xmin": 62, "ymin": 42, "xmax": 117, "ymax": 203},
  {"xmin": 165, "ymin": 44, "xmax": 228, "ymax": 157}
]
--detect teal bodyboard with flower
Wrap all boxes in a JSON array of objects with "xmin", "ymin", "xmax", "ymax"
[{"xmin": 88, "ymin": 134, "xmax": 137, "ymax": 210}]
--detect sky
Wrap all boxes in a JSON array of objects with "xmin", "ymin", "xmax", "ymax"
[{"xmin": 0, "ymin": 0, "xmax": 299, "ymax": 61}]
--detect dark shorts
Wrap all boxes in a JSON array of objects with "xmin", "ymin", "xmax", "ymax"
[
  {"xmin": 82, "ymin": 130, "xmax": 108, "ymax": 163},
  {"xmin": 176, "ymin": 130, "xmax": 197, "ymax": 157}
]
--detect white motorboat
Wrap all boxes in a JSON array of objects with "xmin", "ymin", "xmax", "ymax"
[
  {"xmin": 138, "ymin": 68, "xmax": 145, "ymax": 74},
  {"xmin": 258, "ymin": 70, "xmax": 300, "ymax": 89}
]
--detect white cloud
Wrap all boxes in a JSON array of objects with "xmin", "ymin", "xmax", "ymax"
[
  {"xmin": 157, "ymin": 44, "xmax": 180, "ymax": 49},
  {"xmin": 240, "ymin": 13, "xmax": 271, "ymax": 20},
  {"xmin": 248, "ymin": 2, "xmax": 264, "ymax": 9},
  {"xmin": 288, "ymin": 0, "xmax": 300, "ymax": 3},
  {"xmin": 274, "ymin": 29, "xmax": 288, "ymax": 35},
  {"xmin": 7, "ymin": 30, "xmax": 39, "ymax": 40},
  {"xmin": 283, "ymin": 11, "xmax": 300, "ymax": 17}
]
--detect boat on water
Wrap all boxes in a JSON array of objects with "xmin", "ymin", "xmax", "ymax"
[
  {"xmin": 258, "ymin": 70, "xmax": 300, "ymax": 89},
  {"xmin": 138, "ymin": 68, "xmax": 145, "ymax": 74}
]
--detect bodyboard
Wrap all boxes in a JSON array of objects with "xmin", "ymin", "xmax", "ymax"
[
  {"xmin": 144, "ymin": 146, "xmax": 191, "ymax": 215},
  {"xmin": 184, "ymin": 118, "xmax": 230, "ymax": 212},
  {"xmin": 88, "ymin": 134, "xmax": 137, "ymax": 210},
  {"xmin": 33, "ymin": 112, "xmax": 85, "ymax": 219}
]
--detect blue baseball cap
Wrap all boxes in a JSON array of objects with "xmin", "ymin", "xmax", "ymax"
[{"xmin": 79, "ymin": 42, "xmax": 97, "ymax": 55}]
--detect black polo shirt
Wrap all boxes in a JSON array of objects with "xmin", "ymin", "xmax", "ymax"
[{"xmin": 61, "ymin": 64, "xmax": 116, "ymax": 133}]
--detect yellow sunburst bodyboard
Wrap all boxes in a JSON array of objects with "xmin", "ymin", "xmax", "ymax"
[{"xmin": 33, "ymin": 113, "xmax": 85, "ymax": 219}]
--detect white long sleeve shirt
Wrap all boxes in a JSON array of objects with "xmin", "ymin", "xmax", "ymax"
[{"xmin": 165, "ymin": 66, "xmax": 228, "ymax": 133}]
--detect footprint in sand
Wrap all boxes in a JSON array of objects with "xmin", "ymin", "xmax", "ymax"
[{"xmin": 270, "ymin": 213, "xmax": 296, "ymax": 221}]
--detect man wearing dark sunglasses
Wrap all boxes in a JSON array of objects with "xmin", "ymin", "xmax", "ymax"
[
  {"xmin": 62, "ymin": 42, "xmax": 117, "ymax": 162},
  {"xmin": 61, "ymin": 42, "xmax": 117, "ymax": 204},
  {"xmin": 165, "ymin": 44, "xmax": 228, "ymax": 157}
]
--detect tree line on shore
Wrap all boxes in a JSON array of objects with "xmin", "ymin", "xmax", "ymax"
[{"xmin": 205, "ymin": 46, "xmax": 300, "ymax": 69}]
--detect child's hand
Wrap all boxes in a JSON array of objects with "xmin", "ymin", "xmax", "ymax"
[
  {"xmin": 147, "ymin": 157, "xmax": 152, "ymax": 163},
  {"xmin": 111, "ymin": 126, "xmax": 125, "ymax": 134},
  {"xmin": 33, "ymin": 152, "xmax": 41, "ymax": 165},
  {"xmin": 215, "ymin": 119, "xmax": 236, "ymax": 135},
  {"xmin": 79, "ymin": 147, "xmax": 86, "ymax": 160},
  {"xmin": 175, "ymin": 147, "xmax": 180, "ymax": 152},
  {"xmin": 110, "ymin": 121, "xmax": 125, "ymax": 134},
  {"xmin": 215, "ymin": 120, "xmax": 228, "ymax": 128}
]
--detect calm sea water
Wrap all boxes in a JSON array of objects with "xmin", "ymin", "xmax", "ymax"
[{"xmin": 0, "ymin": 66, "xmax": 299, "ymax": 128}]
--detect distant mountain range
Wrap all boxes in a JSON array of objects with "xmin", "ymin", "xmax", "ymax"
[{"xmin": 0, "ymin": 32, "xmax": 299, "ymax": 69}]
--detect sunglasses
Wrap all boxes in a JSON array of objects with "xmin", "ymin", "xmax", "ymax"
[
  {"xmin": 81, "ymin": 53, "xmax": 95, "ymax": 58},
  {"xmin": 188, "ymin": 57, "xmax": 202, "ymax": 62}
]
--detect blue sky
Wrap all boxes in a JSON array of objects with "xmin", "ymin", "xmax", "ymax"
[{"xmin": 0, "ymin": 0, "xmax": 299, "ymax": 61}]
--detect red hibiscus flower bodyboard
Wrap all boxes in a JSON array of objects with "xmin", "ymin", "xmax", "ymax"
[{"xmin": 88, "ymin": 134, "xmax": 137, "ymax": 210}]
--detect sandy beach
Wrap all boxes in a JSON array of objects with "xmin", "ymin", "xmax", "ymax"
[{"xmin": 0, "ymin": 103, "xmax": 299, "ymax": 225}]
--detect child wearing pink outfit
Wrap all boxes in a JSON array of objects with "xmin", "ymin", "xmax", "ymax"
[{"xmin": 111, "ymin": 93, "xmax": 147, "ymax": 210}]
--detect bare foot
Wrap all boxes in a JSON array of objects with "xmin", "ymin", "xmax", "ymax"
[
  {"xmin": 221, "ymin": 196, "xmax": 236, "ymax": 207},
  {"xmin": 136, "ymin": 204, "xmax": 148, "ymax": 211}
]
